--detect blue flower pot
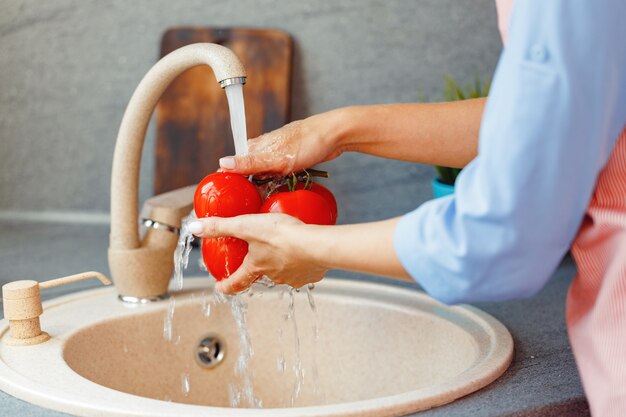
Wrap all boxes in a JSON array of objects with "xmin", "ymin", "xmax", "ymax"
[{"xmin": 431, "ymin": 178, "xmax": 455, "ymax": 198}]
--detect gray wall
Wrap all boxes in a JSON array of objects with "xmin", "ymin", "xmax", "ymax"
[{"xmin": 0, "ymin": 0, "xmax": 502, "ymax": 224}]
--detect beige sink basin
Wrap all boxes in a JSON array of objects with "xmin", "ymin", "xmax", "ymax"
[{"xmin": 0, "ymin": 278, "xmax": 513, "ymax": 417}]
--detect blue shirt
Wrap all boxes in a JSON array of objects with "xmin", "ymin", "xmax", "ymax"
[{"xmin": 394, "ymin": 0, "xmax": 626, "ymax": 304}]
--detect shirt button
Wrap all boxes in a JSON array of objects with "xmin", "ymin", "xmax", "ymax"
[{"xmin": 529, "ymin": 44, "xmax": 549, "ymax": 62}]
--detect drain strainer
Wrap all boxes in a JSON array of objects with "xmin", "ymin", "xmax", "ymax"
[{"xmin": 195, "ymin": 335, "xmax": 225, "ymax": 369}]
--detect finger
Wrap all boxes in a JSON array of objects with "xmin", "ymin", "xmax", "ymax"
[
  {"xmin": 215, "ymin": 259, "xmax": 260, "ymax": 294},
  {"xmin": 188, "ymin": 216, "xmax": 253, "ymax": 240},
  {"xmin": 219, "ymin": 152, "xmax": 279, "ymax": 175}
]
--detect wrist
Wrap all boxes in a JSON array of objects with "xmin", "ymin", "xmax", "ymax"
[
  {"xmin": 326, "ymin": 105, "xmax": 389, "ymax": 154},
  {"xmin": 310, "ymin": 106, "xmax": 360, "ymax": 155},
  {"xmin": 286, "ymin": 223, "xmax": 334, "ymax": 270}
]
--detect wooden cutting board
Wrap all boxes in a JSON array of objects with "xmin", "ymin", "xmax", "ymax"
[{"xmin": 154, "ymin": 28, "xmax": 293, "ymax": 194}]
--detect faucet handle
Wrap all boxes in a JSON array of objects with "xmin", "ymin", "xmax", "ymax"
[
  {"xmin": 140, "ymin": 185, "xmax": 196, "ymax": 232},
  {"xmin": 2, "ymin": 271, "xmax": 111, "ymax": 346}
]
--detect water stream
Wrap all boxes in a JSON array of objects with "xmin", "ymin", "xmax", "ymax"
[{"xmin": 225, "ymin": 84, "xmax": 248, "ymax": 155}]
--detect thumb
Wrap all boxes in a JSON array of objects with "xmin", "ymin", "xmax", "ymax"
[{"xmin": 215, "ymin": 258, "xmax": 260, "ymax": 294}]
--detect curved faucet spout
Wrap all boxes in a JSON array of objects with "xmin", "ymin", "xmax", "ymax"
[{"xmin": 109, "ymin": 43, "xmax": 246, "ymax": 299}]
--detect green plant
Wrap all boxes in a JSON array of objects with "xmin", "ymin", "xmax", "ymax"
[{"xmin": 434, "ymin": 75, "xmax": 491, "ymax": 185}]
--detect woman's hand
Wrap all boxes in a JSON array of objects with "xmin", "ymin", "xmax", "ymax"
[
  {"xmin": 188, "ymin": 214, "xmax": 328, "ymax": 294},
  {"xmin": 219, "ymin": 100, "xmax": 484, "ymax": 176},
  {"xmin": 219, "ymin": 110, "xmax": 348, "ymax": 176}
]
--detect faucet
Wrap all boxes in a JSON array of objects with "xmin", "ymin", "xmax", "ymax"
[{"xmin": 108, "ymin": 43, "xmax": 246, "ymax": 303}]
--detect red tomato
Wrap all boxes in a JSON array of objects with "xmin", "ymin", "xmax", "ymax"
[
  {"xmin": 260, "ymin": 190, "xmax": 334, "ymax": 225},
  {"xmin": 277, "ymin": 182, "xmax": 338, "ymax": 224},
  {"xmin": 201, "ymin": 237, "xmax": 248, "ymax": 282},
  {"xmin": 194, "ymin": 172, "xmax": 261, "ymax": 218},
  {"xmin": 194, "ymin": 171, "xmax": 261, "ymax": 281}
]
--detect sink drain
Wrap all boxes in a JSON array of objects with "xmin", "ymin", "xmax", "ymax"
[{"xmin": 195, "ymin": 335, "xmax": 225, "ymax": 369}]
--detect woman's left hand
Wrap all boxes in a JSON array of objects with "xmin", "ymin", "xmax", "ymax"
[{"xmin": 188, "ymin": 214, "xmax": 327, "ymax": 294}]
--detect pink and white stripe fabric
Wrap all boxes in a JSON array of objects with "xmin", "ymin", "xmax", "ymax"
[
  {"xmin": 495, "ymin": 1, "xmax": 626, "ymax": 414},
  {"xmin": 568, "ymin": 130, "xmax": 626, "ymax": 416}
]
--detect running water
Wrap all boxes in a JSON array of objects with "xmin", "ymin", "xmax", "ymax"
[
  {"xmin": 163, "ymin": 212, "xmax": 196, "ymax": 342},
  {"xmin": 287, "ymin": 288, "xmax": 304, "ymax": 406},
  {"xmin": 224, "ymin": 84, "xmax": 248, "ymax": 156},
  {"xmin": 214, "ymin": 290, "xmax": 262, "ymax": 408},
  {"xmin": 306, "ymin": 284, "xmax": 322, "ymax": 400}
]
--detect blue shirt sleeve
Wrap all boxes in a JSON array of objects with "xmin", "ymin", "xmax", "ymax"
[{"xmin": 394, "ymin": 0, "xmax": 626, "ymax": 304}]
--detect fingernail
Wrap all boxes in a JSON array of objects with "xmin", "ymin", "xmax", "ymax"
[
  {"xmin": 219, "ymin": 157, "xmax": 236, "ymax": 170},
  {"xmin": 188, "ymin": 221, "xmax": 203, "ymax": 235}
]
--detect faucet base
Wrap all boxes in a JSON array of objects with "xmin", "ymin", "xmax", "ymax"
[
  {"xmin": 4, "ymin": 332, "xmax": 50, "ymax": 346},
  {"xmin": 118, "ymin": 294, "xmax": 169, "ymax": 304}
]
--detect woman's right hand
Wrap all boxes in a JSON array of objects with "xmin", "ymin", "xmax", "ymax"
[{"xmin": 218, "ymin": 109, "xmax": 348, "ymax": 176}]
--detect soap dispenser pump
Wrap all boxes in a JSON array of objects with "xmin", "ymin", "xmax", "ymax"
[{"xmin": 2, "ymin": 271, "xmax": 111, "ymax": 346}]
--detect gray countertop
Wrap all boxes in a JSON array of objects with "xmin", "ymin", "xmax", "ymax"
[{"xmin": 0, "ymin": 220, "xmax": 590, "ymax": 417}]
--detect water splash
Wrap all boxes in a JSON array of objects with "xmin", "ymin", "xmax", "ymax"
[
  {"xmin": 163, "ymin": 296, "xmax": 175, "ymax": 342},
  {"xmin": 173, "ymin": 212, "xmax": 196, "ymax": 291},
  {"xmin": 164, "ymin": 212, "xmax": 196, "ymax": 342}
]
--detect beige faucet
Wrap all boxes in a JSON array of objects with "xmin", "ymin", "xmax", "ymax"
[
  {"xmin": 2, "ymin": 272, "xmax": 111, "ymax": 345},
  {"xmin": 108, "ymin": 43, "xmax": 246, "ymax": 303}
]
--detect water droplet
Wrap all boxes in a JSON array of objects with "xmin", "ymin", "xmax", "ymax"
[
  {"xmin": 306, "ymin": 285, "xmax": 317, "ymax": 312},
  {"xmin": 277, "ymin": 356, "xmax": 286, "ymax": 374},
  {"xmin": 182, "ymin": 373, "xmax": 190, "ymax": 396},
  {"xmin": 202, "ymin": 299, "xmax": 211, "ymax": 317},
  {"xmin": 198, "ymin": 256, "xmax": 207, "ymax": 271}
]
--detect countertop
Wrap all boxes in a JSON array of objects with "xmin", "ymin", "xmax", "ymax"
[{"xmin": 0, "ymin": 220, "xmax": 590, "ymax": 417}]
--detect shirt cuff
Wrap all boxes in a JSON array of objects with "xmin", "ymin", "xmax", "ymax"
[{"xmin": 393, "ymin": 196, "xmax": 473, "ymax": 305}]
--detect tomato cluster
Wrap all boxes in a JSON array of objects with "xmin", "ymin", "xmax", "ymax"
[{"xmin": 193, "ymin": 171, "xmax": 337, "ymax": 281}]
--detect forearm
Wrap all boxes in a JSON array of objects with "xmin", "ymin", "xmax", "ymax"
[
  {"xmin": 294, "ymin": 219, "xmax": 413, "ymax": 282},
  {"xmin": 332, "ymin": 98, "xmax": 485, "ymax": 168}
]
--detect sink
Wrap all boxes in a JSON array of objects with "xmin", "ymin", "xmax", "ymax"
[{"xmin": 0, "ymin": 277, "xmax": 513, "ymax": 416}]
